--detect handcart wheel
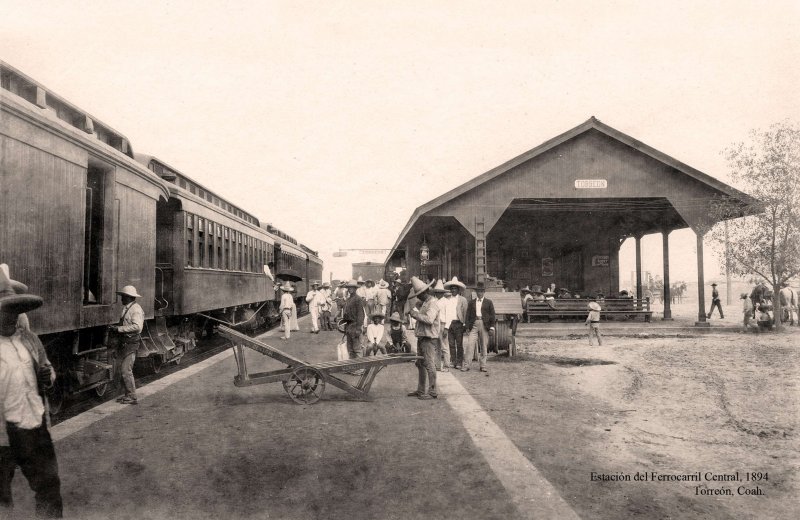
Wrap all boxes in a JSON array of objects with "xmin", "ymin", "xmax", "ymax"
[{"xmin": 282, "ymin": 366, "xmax": 326, "ymax": 404}]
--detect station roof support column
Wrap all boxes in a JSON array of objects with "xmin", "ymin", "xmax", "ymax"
[
  {"xmin": 635, "ymin": 235, "xmax": 643, "ymax": 300},
  {"xmin": 695, "ymin": 230, "xmax": 709, "ymax": 326},
  {"xmin": 662, "ymin": 230, "xmax": 673, "ymax": 320}
]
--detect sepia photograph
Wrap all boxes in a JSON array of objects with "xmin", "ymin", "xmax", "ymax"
[{"xmin": 1, "ymin": 1, "xmax": 799, "ymax": 518}]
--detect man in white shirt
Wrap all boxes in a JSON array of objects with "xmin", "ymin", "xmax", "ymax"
[
  {"xmin": 0, "ymin": 264, "xmax": 62, "ymax": 517},
  {"xmin": 431, "ymin": 280, "xmax": 449, "ymax": 371},
  {"xmin": 108, "ymin": 285, "xmax": 145, "ymax": 405},
  {"xmin": 279, "ymin": 282, "xmax": 295, "ymax": 340},
  {"xmin": 443, "ymin": 277, "xmax": 468, "ymax": 369},
  {"xmin": 305, "ymin": 281, "xmax": 322, "ymax": 333}
]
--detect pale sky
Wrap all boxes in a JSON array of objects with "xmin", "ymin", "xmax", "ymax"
[{"xmin": 3, "ymin": 0, "xmax": 799, "ymax": 282}]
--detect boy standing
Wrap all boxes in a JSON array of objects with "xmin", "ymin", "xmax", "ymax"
[{"xmin": 585, "ymin": 300, "xmax": 602, "ymax": 346}]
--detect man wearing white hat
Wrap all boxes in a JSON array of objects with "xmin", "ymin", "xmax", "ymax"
[
  {"xmin": 108, "ymin": 285, "xmax": 144, "ymax": 405},
  {"xmin": 306, "ymin": 281, "xmax": 322, "ymax": 334},
  {"xmin": 585, "ymin": 300, "xmax": 603, "ymax": 346},
  {"xmin": 407, "ymin": 276, "xmax": 440, "ymax": 400},
  {"xmin": 375, "ymin": 280, "xmax": 392, "ymax": 318},
  {"xmin": 279, "ymin": 282, "xmax": 295, "ymax": 340},
  {"xmin": 443, "ymin": 277, "xmax": 468, "ymax": 369},
  {"xmin": 0, "ymin": 264, "xmax": 63, "ymax": 517}
]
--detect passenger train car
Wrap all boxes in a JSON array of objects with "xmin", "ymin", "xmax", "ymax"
[{"xmin": 0, "ymin": 62, "xmax": 322, "ymax": 412}]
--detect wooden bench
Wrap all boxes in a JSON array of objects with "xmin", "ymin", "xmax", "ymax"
[{"xmin": 525, "ymin": 298, "xmax": 652, "ymax": 322}]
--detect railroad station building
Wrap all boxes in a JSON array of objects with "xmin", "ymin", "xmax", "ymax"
[{"xmin": 384, "ymin": 118, "xmax": 757, "ymax": 323}]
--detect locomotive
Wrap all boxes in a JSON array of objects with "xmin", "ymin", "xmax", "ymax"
[{"xmin": 1, "ymin": 61, "xmax": 322, "ymax": 412}]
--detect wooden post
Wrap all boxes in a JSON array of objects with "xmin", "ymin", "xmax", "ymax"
[
  {"xmin": 695, "ymin": 231, "xmax": 709, "ymax": 326},
  {"xmin": 635, "ymin": 235, "xmax": 643, "ymax": 300},
  {"xmin": 662, "ymin": 230, "xmax": 673, "ymax": 320}
]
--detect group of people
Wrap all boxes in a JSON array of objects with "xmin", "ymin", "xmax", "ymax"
[
  {"xmin": 740, "ymin": 281, "xmax": 798, "ymax": 330},
  {"xmin": 332, "ymin": 273, "xmax": 498, "ymax": 400}
]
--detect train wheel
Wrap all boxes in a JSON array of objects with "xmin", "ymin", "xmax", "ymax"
[
  {"xmin": 174, "ymin": 355, "xmax": 182, "ymax": 365},
  {"xmin": 47, "ymin": 383, "xmax": 65, "ymax": 416},
  {"xmin": 94, "ymin": 382, "xmax": 110, "ymax": 398},
  {"xmin": 494, "ymin": 322, "xmax": 510, "ymax": 352},
  {"xmin": 149, "ymin": 356, "xmax": 163, "ymax": 374},
  {"xmin": 282, "ymin": 367, "xmax": 325, "ymax": 404}
]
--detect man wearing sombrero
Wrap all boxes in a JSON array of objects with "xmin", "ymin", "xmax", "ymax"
[
  {"xmin": 278, "ymin": 282, "xmax": 295, "ymax": 340},
  {"xmin": 108, "ymin": 285, "xmax": 144, "ymax": 405},
  {"xmin": 443, "ymin": 277, "xmax": 468, "ymax": 369},
  {"xmin": 341, "ymin": 280, "xmax": 366, "ymax": 374},
  {"xmin": 407, "ymin": 276, "xmax": 441, "ymax": 399},
  {"xmin": 0, "ymin": 264, "xmax": 63, "ymax": 517}
]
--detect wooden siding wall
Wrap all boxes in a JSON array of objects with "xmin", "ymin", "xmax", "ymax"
[
  {"xmin": 1, "ymin": 133, "xmax": 86, "ymax": 334},
  {"xmin": 178, "ymin": 270, "xmax": 270, "ymax": 315},
  {"xmin": 426, "ymin": 130, "xmax": 719, "ymax": 235},
  {"xmin": 111, "ymin": 183, "xmax": 157, "ymax": 318}
]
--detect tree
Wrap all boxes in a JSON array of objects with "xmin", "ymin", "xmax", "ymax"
[{"xmin": 709, "ymin": 121, "xmax": 800, "ymax": 328}]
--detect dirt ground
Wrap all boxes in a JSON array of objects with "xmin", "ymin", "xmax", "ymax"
[{"xmin": 462, "ymin": 329, "xmax": 799, "ymax": 519}]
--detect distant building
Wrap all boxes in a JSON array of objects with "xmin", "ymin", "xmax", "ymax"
[{"xmin": 352, "ymin": 262, "xmax": 384, "ymax": 282}]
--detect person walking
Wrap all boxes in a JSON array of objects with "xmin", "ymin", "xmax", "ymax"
[
  {"xmin": 463, "ymin": 282, "xmax": 495, "ymax": 373},
  {"xmin": 109, "ymin": 285, "xmax": 144, "ymax": 405},
  {"xmin": 407, "ymin": 276, "xmax": 440, "ymax": 400},
  {"xmin": 0, "ymin": 264, "xmax": 63, "ymax": 518},
  {"xmin": 707, "ymin": 283, "xmax": 724, "ymax": 319},
  {"xmin": 585, "ymin": 300, "xmax": 603, "ymax": 346},
  {"xmin": 443, "ymin": 277, "xmax": 468, "ymax": 369},
  {"xmin": 279, "ymin": 282, "xmax": 294, "ymax": 340}
]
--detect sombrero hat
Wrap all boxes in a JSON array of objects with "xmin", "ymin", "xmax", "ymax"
[
  {"xmin": 443, "ymin": 276, "xmax": 466, "ymax": 289},
  {"xmin": 389, "ymin": 312, "xmax": 404, "ymax": 323},
  {"xmin": 588, "ymin": 301, "xmax": 601, "ymax": 311},
  {"xmin": 432, "ymin": 279, "xmax": 446, "ymax": 293},
  {"xmin": 356, "ymin": 276, "xmax": 365, "ymax": 284},
  {"xmin": 279, "ymin": 282, "xmax": 295, "ymax": 292},
  {"xmin": 520, "ymin": 286, "xmax": 532, "ymax": 293},
  {"xmin": 370, "ymin": 311, "xmax": 385, "ymax": 319},
  {"xmin": 117, "ymin": 285, "xmax": 142, "ymax": 298},
  {"xmin": 408, "ymin": 276, "xmax": 434, "ymax": 298},
  {"xmin": 0, "ymin": 264, "xmax": 43, "ymax": 315},
  {"xmin": 378, "ymin": 279, "xmax": 389, "ymax": 289},
  {"xmin": 344, "ymin": 279, "xmax": 359, "ymax": 288}
]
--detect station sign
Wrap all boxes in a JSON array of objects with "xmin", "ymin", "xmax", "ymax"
[
  {"xmin": 592, "ymin": 255, "xmax": 610, "ymax": 267},
  {"xmin": 575, "ymin": 179, "xmax": 607, "ymax": 189}
]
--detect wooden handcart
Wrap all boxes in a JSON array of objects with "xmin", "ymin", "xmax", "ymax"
[{"xmin": 219, "ymin": 326, "xmax": 420, "ymax": 405}]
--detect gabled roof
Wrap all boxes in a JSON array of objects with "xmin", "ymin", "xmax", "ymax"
[{"xmin": 386, "ymin": 117, "xmax": 758, "ymax": 260}]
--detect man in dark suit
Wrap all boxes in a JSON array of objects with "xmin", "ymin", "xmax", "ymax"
[{"xmin": 463, "ymin": 282, "xmax": 495, "ymax": 373}]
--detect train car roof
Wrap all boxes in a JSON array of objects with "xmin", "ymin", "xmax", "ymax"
[
  {"xmin": 135, "ymin": 154, "xmax": 263, "ymax": 228},
  {"xmin": 1, "ymin": 61, "xmax": 170, "ymax": 200},
  {"xmin": 1, "ymin": 61, "xmax": 135, "ymax": 159}
]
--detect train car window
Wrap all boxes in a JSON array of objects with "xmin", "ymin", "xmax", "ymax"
[
  {"xmin": 179, "ymin": 179, "xmax": 187, "ymax": 189},
  {"xmin": 224, "ymin": 228, "xmax": 230, "ymax": 270},
  {"xmin": 189, "ymin": 184, "xmax": 196, "ymax": 195},
  {"xmin": 216, "ymin": 226, "xmax": 222, "ymax": 270},
  {"xmin": 207, "ymin": 220, "xmax": 215, "ymax": 268},
  {"xmin": 186, "ymin": 213, "xmax": 194, "ymax": 267},
  {"xmin": 197, "ymin": 220, "xmax": 205, "ymax": 268}
]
